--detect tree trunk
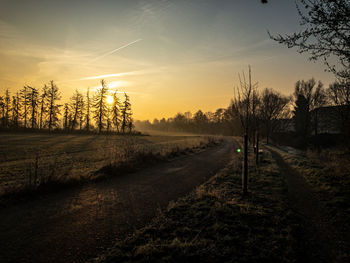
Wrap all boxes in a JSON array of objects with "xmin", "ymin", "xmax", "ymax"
[
  {"xmin": 243, "ymin": 133, "xmax": 248, "ymax": 195},
  {"xmin": 256, "ymin": 131, "xmax": 259, "ymax": 166},
  {"xmin": 314, "ymin": 109, "xmax": 318, "ymax": 135}
]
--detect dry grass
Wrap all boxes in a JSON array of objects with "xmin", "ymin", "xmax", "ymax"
[
  {"xmin": 93, "ymin": 144, "xmax": 305, "ymax": 263},
  {"xmin": 265, "ymin": 144, "xmax": 350, "ymax": 258},
  {"xmin": 0, "ymin": 133, "xmax": 222, "ymax": 196}
]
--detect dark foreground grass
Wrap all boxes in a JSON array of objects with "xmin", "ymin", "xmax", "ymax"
[
  {"xmin": 94, "ymin": 149, "xmax": 305, "ymax": 263},
  {"xmin": 266, "ymin": 145, "xmax": 350, "ymax": 260}
]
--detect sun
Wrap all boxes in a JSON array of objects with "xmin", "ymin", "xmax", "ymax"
[{"xmin": 106, "ymin": 95, "xmax": 114, "ymax": 104}]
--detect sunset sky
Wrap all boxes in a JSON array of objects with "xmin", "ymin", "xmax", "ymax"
[{"xmin": 0, "ymin": 0, "xmax": 335, "ymax": 120}]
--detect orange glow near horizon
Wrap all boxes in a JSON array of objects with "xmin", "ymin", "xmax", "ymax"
[{"xmin": 0, "ymin": 1, "xmax": 336, "ymax": 121}]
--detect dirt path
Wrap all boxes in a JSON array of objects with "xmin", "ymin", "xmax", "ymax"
[
  {"xmin": 269, "ymin": 148, "xmax": 336, "ymax": 263},
  {"xmin": 0, "ymin": 138, "xmax": 236, "ymax": 263}
]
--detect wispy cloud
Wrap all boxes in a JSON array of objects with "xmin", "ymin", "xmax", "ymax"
[{"xmin": 85, "ymin": 39, "xmax": 142, "ymax": 65}]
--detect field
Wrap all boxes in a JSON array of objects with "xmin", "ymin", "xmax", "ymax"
[{"xmin": 0, "ymin": 132, "xmax": 218, "ymax": 196}]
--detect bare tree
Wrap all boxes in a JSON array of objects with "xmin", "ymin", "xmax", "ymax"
[
  {"xmin": 327, "ymin": 79, "xmax": 350, "ymax": 106},
  {"xmin": 232, "ymin": 66, "xmax": 258, "ymax": 195},
  {"xmin": 327, "ymin": 79, "xmax": 350, "ymax": 134},
  {"xmin": 93, "ymin": 79, "xmax": 108, "ymax": 133},
  {"xmin": 294, "ymin": 78, "xmax": 327, "ymax": 135},
  {"xmin": 269, "ymin": 0, "xmax": 350, "ymax": 80},
  {"xmin": 260, "ymin": 88, "xmax": 290, "ymax": 144}
]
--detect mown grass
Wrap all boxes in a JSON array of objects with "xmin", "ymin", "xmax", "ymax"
[
  {"xmin": 265, "ymin": 145, "xmax": 350, "ymax": 259},
  {"xmin": 94, "ymin": 145, "xmax": 305, "ymax": 263}
]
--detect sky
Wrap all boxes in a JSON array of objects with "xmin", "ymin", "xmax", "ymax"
[{"xmin": 0, "ymin": 0, "xmax": 336, "ymax": 120}]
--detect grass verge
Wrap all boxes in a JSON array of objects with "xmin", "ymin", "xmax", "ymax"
[
  {"xmin": 265, "ymin": 145, "xmax": 350, "ymax": 260},
  {"xmin": 93, "ymin": 146, "xmax": 305, "ymax": 263}
]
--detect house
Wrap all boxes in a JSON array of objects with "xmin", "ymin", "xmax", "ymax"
[
  {"xmin": 275, "ymin": 118, "xmax": 295, "ymax": 132},
  {"xmin": 275, "ymin": 105, "xmax": 349, "ymax": 135},
  {"xmin": 311, "ymin": 105, "xmax": 349, "ymax": 135}
]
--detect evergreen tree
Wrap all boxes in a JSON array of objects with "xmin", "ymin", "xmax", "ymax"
[
  {"xmin": 20, "ymin": 86, "xmax": 29, "ymax": 128},
  {"xmin": 79, "ymin": 101, "xmax": 85, "ymax": 131},
  {"xmin": 69, "ymin": 89, "xmax": 84, "ymax": 131},
  {"xmin": 93, "ymin": 79, "xmax": 108, "ymax": 133},
  {"xmin": 85, "ymin": 87, "xmax": 91, "ymax": 131},
  {"xmin": 63, "ymin": 103, "xmax": 69, "ymax": 130},
  {"xmin": 46, "ymin": 80, "xmax": 61, "ymax": 132},
  {"xmin": 11, "ymin": 92, "xmax": 20, "ymax": 127},
  {"xmin": 0, "ymin": 95, "xmax": 4, "ymax": 127},
  {"xmin": 4, "ymin": 89, "xmax": 10, "ymax": 128},
  {"xmin": 121, "ymin": 92, "xmax": 132, "ymax": 133},
  {"xmin": 128, "ymin": 116, "xmax": 134, "ymax": 133},
  {"xmin": 112, "ymin": 92, "xmax": 122, "ymax": 133},
  {"xmin": 27, "ymin": 86, "xmax": 39, "ymax": 128},
  {"xmin": 39, "ymin": 85, "xmax": 48, "ymax": 129},
  {"xmin": 294, "ymin": 94, "xmax": 309, "ymax": 138}
]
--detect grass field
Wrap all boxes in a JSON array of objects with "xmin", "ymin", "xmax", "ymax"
[
  {"xmin": 94, "ymin": 143, "xmax": 305, "ymax": 263},
  {"xmin": 0, "ymin": 132, "xmax": 219, "ymax": 196}
]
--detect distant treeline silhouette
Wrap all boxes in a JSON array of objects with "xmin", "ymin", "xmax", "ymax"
[
  {"xmin": 0, "ymin": 79, "xmax": 133, "ymax": 134},
  {"xmin": 136, "ymin": 78, "xmax": 350, "ymax": 143}
]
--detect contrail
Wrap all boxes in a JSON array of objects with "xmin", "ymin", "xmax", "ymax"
[
  {"xmin": 80, "ymin": 68, "xmax": 157, "ymax": 81},
  {"xmin": 86, "ymin": 39, "xmax": 142, "ymax": 64},
  {"xmin": 80, "ymin": 71, "xmax": 137, "ymax": 80}
]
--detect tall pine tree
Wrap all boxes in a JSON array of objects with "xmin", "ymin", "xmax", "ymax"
[
  {"xmin": 46, "ymin": 81, "xmax": 61, "ymax": 132},
  {"xmin": 93, "ymin": 79, "xmax": 108, "ymax": 133},
  {"xmin": 112, "ymin": 91, "xmax": 122, "ymax": 133},
  {"xmin": 121, "ymin": 92, "xmax": 132, "ymax": 133}
]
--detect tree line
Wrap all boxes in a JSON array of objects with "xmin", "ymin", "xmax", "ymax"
[
  {"xmin": 136, "ymin": 77, "xmax": 350, "ymax": 142},
  {"xmin": 0, "ymin": 79, "xmax": 134, "ymax": 134}
]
